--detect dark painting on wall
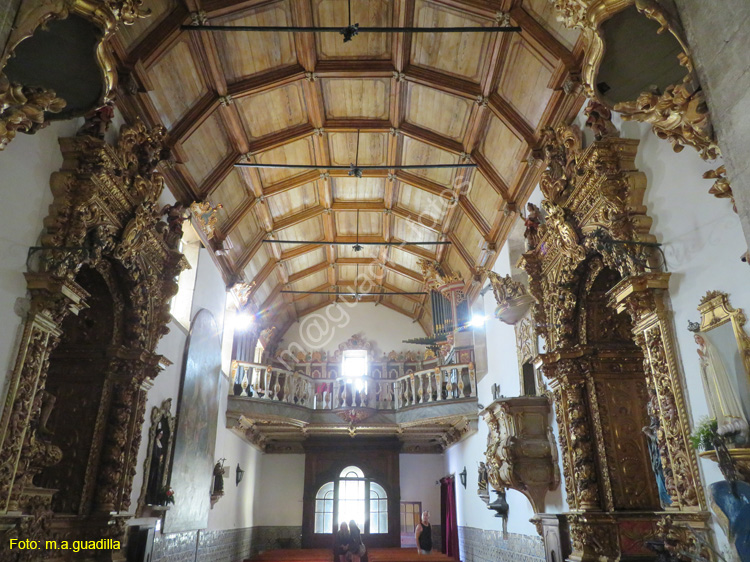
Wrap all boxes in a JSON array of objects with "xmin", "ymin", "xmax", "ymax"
[{"xmin": 164, "ymin": 309, "xmax": 222, "ymax": 533}]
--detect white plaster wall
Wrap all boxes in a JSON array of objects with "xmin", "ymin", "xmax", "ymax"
[
  {"xmin": 399, "ymin": 454, "xmax": 445, "ymax": 523},
  {"xmin": 252, "ymin": 454, "xmax": 306, "ymax": 526},
  {"xmin": 0, "ymin": 119, "xmax": 81, "ymax": 406},
  {"xmin": 279, "ymin": 302, "xmax": 427, "ymax": 356}
]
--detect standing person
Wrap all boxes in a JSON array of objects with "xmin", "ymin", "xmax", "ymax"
[
  {"xmin": 347, "ymin": 520, "xmax": 366, "ymax": 562},
  {"xmin": 415, "ymin": 511, "xmax": 432, "ymax": 555},
  {"xmin": 333, "ymin": 521, "xmax": 350, "ymax": 562}
]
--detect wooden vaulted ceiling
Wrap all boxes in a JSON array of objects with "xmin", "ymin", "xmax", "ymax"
[{"xmin": 113, "ymin": 0, "xmax": 583, "ymax": 337}]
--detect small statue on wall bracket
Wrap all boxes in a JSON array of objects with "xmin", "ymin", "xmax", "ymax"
[
  {"xmin": 522, "ymin": 203, "xmax": 543, "ymax": 251},
  {"xmin": 490, "ymin": 383, "xmax": 501, "ymax": 401},
  {"xmin": 210, "ymin": 458, "xmax": 227, "ymax": 508},
  {"xmin": 477, "ymin": 462, "xmax": 489, "ymax": 504}
]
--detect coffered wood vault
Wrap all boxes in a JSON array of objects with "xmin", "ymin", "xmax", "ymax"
[{"xmin": 113, "ymin": 0, "xmax": 585, "ymax": 338}]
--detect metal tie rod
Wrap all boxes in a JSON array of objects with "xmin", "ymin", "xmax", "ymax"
[
  {"xmin": 281, "ymin": 290, "xmax": 427, "ymax": 295},
  {"xmin": 263, "ymin": 240, "xmax": 451, "ymax": 245},
  {"xmin": 235, "ymin": 163, "xmax": 476, "ymax": 170},
  {"xmin": 183, "ymin": 25, "xmax": 521, "ymax": 33}
]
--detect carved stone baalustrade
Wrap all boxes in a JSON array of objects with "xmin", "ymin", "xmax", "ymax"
[
  {"xmin": 519, "ymin": 124, "xmax": 708, "ymax": 559},
  {"xmin": 480, "ymin": 397, "xmax": 560, "ymax": 513},
  {"xmin": 226, "ymin": 361, "xmax": 478, "ymax": 453},
  {"xmin": 0, "ymin": 122, "xmax": 187, "ymax": 561}
]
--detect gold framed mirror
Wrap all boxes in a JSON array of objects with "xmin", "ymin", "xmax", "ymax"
[{"xmin": 692, "ymin": 291, "xmax": 750, "ymax": 447}]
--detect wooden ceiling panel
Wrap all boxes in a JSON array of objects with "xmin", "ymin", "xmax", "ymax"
[
  {"xmin": 332, "ymin": 177, "xmax": 385, "ymax": 202},
  {"xmin": 254, "ymin": 136, "xmax": 316, "ymax": 186},
  {"xmin": 236, "ymin": 81, "xmax": 309, "ymax": 139},
  {"xmin": 397, "ymin": 183, "xmax": 448, "ymax": 224},
  {"xmin": 480, "ymin": 116, "xmax": 526, "ymax": 186},
  {"xmin": 466, "ymin": 172, "xmax": 502, "ymax": 226},
  {"xmin": 243, "ymin": 244, "xmax": 271, "ymax": 282},
  {"xmin": 231, "ymin": 209, "xmax": 263, "ymax": 251},
  {"xmin": 321, "ymin": 78, "xmax": 391, "ymax": 120},
  {"xmin": 392, "ymin": 216, "xmax": 439, "ymax": 244},
  {"xmin": 522, "ymin": 0, "xmax": 581, "ymax": 50},
  {"xmin": 254, "ymin": 275, "xmax": 278, "ymax": 307},
  {"xmin": 181, "ymin": 112, "xmax": 233, "ymax": 185},
  {"xmin": 404, "ymin": 83, "xmax": 473, "ymax": 141},
  {"xmin": 454, "ymin": 213, "xmax": 484, "ymax": 261},
  {"xmin": 401, "ymin": 136, "xmax": 460, "ymax": 187},
  {"xmin": 335, "ymin": 211, "xmax": 382, "ymax": 236},
  {"xmin": 497, "ymin": 35, "xmax": 555, "ymax": 130},
  {"xmin": 409, "ymin": 0, "xmax": 493, "ymax": 82},
  {"xmin": 213, "ymin": 1, "xmax": 297, "ymax": 82},
  {"xmin": 283, "ymin": 247, "xmax": 327, "ymax": 276},
  {"xmin": 116, "ymin": 0, "xmax": 176, "ymax": 49},
  {"xmin": 146, "ymin": 39, "xmax": 207, "ymax": 127},
  {"xmin": 446, "ymin": 249, "xmax": 471, "ymax": 282},
  {"xmin": 266, "ymin": 182, "xmax": 319, "ymax": 220},
  {"xmin": 385, "ymin": 270, "xmax": 422, "ymax": 293},
  {"xmin": 384, "ymin": 295, "xmax": 416, "ymax": 315},
  {"xmin": 295, "ymin": 293, "xmax": 329, "ymax": 313},
  {"xmin": 209, "ymin": 169, "xmax": 252, "ymax": 223},
  {"xmin": 389, "ymin": 247, "xmax": 422, "ymax": 273},
  {"xmin": 338, "ymin": 264, "xmax": 383, "ymax": 283},
  {"xmin": 291, "ymin": 269, "xmax": 329, "ymax": 292},
  {"xmin": 336, "ymin": 244, "xmax": 379, "ymax": 260},
  {"xmin": 328, "ymin": 132, "xmax": 388, "ymax": 166},
  {"xmin": 313, "ymin": 0, "xmax": 393, "ymax": 60},
  {"xmin": 275, "ymin": 216, "xmax": 325, "ymax": 249}
]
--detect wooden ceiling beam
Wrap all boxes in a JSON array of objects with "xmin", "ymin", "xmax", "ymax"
[
  {"xmin": 296, "ymin": 298, "xmax": 336, "ymax": 319},
  {"xmin": 289, "ymin": 283, "xmax": 331, "ymax": 302},
  {"xmin": 487, "ymin": 93, "xmax": 537, "ymax": 147},
  {"xmin": 381, "ymin": 283, "xmax": 422, "ymax": 304},
  {"xmin": 447, "ymin": 233, "xmax": 476, "ymax": 272},
  {"xmin": 227, "ymin": 65, "xmax": 307, "ymax": 99},
  {"xmin": 235, "ymin": 230, "xmax": 267, "ymax": 272},
  {"xmin": 280, "ymin": 243, "xmax": 325, "ymax": 262},
  {"xmin": 289, "ymin": 0, "xmax": 316, "ymax": 71},
  {"xmin": 395, "ymin": 170, "xmax": 453, "ymax": 200},
  {"xmin": 123, "ymin": 5, "xmax": 187, "ymax": 67},
  {"xmin": 383, "ymin": 261, "xmax": 424, "ymax": 284},
  {"xmin": 402, "ymin": 65, "xmax": 482, "ymax": 101},
  {"xmin": 458, "ymin": 196, "xmax": 492, "ymax": 238},
  {"xmin": 220, "ymin": 196, "xmax": 260, "ymax": 238},
  {"xmin": 272, "ymin": 206, "xmax": 325, "ymax": 231},
  {"xmin": 170, "ymin": 93, "xmax": 220, "ymax": 145},
  {"xmin": 259, "ymin": 283, "xmax": 284, "ymax": 313},
  {"xmin": 400, "ymin": 122, "xmax": 464, "ymax": 155},
  {"xmin": 391, "ymin": 205, "xmax": 442, "ymax": 234},
  {"xmin": 287, "ymin": 261, "xmax": 330, "ymax": 285},
  {"xmin": 509, "ymin": 6, "xmax": 576, "ymax": 69},
  {"xmin": 262, "ymin": 170, "xmax": 322, "ymax": 197},
  {"xmin": 246, "ymin": 124, "xmax": 316, "ymax": 155},
  {"xmin": 323, "ymin": 119, "xmax": 392, "ymax": 132},
  {"xmin": 314, "ymin": 60, "xmax": 396, "ymax": 77},
  {"xmin": 198, "ymin": 152, "xmax": 241, "ymax": 199},
  {"xmin": 393, "ymin": 240, "xmax": 437, "ymax": 261},
  {"xmin": 380, "ymin": 299, "xmax": 415, "ymax": 319},
  {"xmin": 472, "ymin": 153, "xmax": 510, "ymax": 201},
  {"xmin": 248, "ymin": 258, "xmax": 279, "ymax": 297}
]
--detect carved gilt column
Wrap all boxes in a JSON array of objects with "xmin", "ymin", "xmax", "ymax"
[
  {"xmin": 0, "ymin": 274, "xmax": 88, "ymax": 514},
  {"xmin": 610, "ymin": 273, "xmax": 705, "ymax": 510}
]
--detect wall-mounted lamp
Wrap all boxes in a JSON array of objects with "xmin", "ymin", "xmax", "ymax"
[
  {"xmin": 236, "ymin": 464, "xmax": 245, "ymax": 486},
  {"xmin": 459, "ymin": 467, "xmax": 467, "ymax": 489}
]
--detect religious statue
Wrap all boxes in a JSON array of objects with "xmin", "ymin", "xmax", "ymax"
[
  {"xmin": 77, "ymin": 101, "xmax": 115, "ymax": 139},
  {"xmin": 583, "ymin": 100, "xmax": 619, "ymax": 141},
  {"xmin": 213, "ymin": 460, "xmax": 225, "ymax": 495},
  {"xmin": 190, "ymin": 201, "xmax": 223, "ymax": 240},
  {"xmin": 477, "ymin": 461, "xmax": 489, "ymax": 502},
  {"xmin": 694, "ymin": 333, "xmax": 749, "ymax": 444},
  {"xmin": 160, "ymin": 202, "xmax": 189, "ymax": 248},
  {"xmin": 146, "ymin": 426, "xmax": 166, "ymax": 505},
  {"xmin": 522, "ymin": 203, "xmax": 543, "ymax": 251},
  {"xmin": 642, "ymin": 387, "xmax": 673, "ymax": 507}
]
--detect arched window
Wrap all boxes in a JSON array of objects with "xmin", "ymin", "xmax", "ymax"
[
  {"xmin": 313, "ymin": 465, "xmax": 388, "ymax": 535},
  {"xmin": 314, "ymin": 482, "xmax": 335, "ymax": 534}
]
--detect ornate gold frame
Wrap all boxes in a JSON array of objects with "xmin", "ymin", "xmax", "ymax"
[
  {"xmin": 0, "ymin": 122, "xmax": 187, "ymax": 558},
  {"xmin": 0, "ymin": 0, "xmax": 150, "ymax": 150},
  {"xmin": 137, "ymin": 398, "xmax": 177, "ymax": 516},
  {"xmin": 516, "ymin": 123, "xmax": 709, "ymax": 559},
  {"xmin": 550, "ymin": 0, "xmax": 719, "ymax": 160}
]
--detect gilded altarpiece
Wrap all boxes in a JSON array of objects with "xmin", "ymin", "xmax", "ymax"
[
  {"xmin": 519, "ymin": 125, "xmax": 709, "ymax": 561},
  {"xmin": 0, "ymin": 122, "xmax": 187, "ymax": 561}
]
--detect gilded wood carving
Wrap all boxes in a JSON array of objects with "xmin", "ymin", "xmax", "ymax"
[
  {"xmin": 0, "ymin": 121, "xmax": 187, "ymax": 560},
  {"xmin": 519, "ymin": 122, "xmax": 708, "ymax": 558},
  {"xmin": 549, "ymin": 0, "xmax": 720, "ymax": 160}
]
